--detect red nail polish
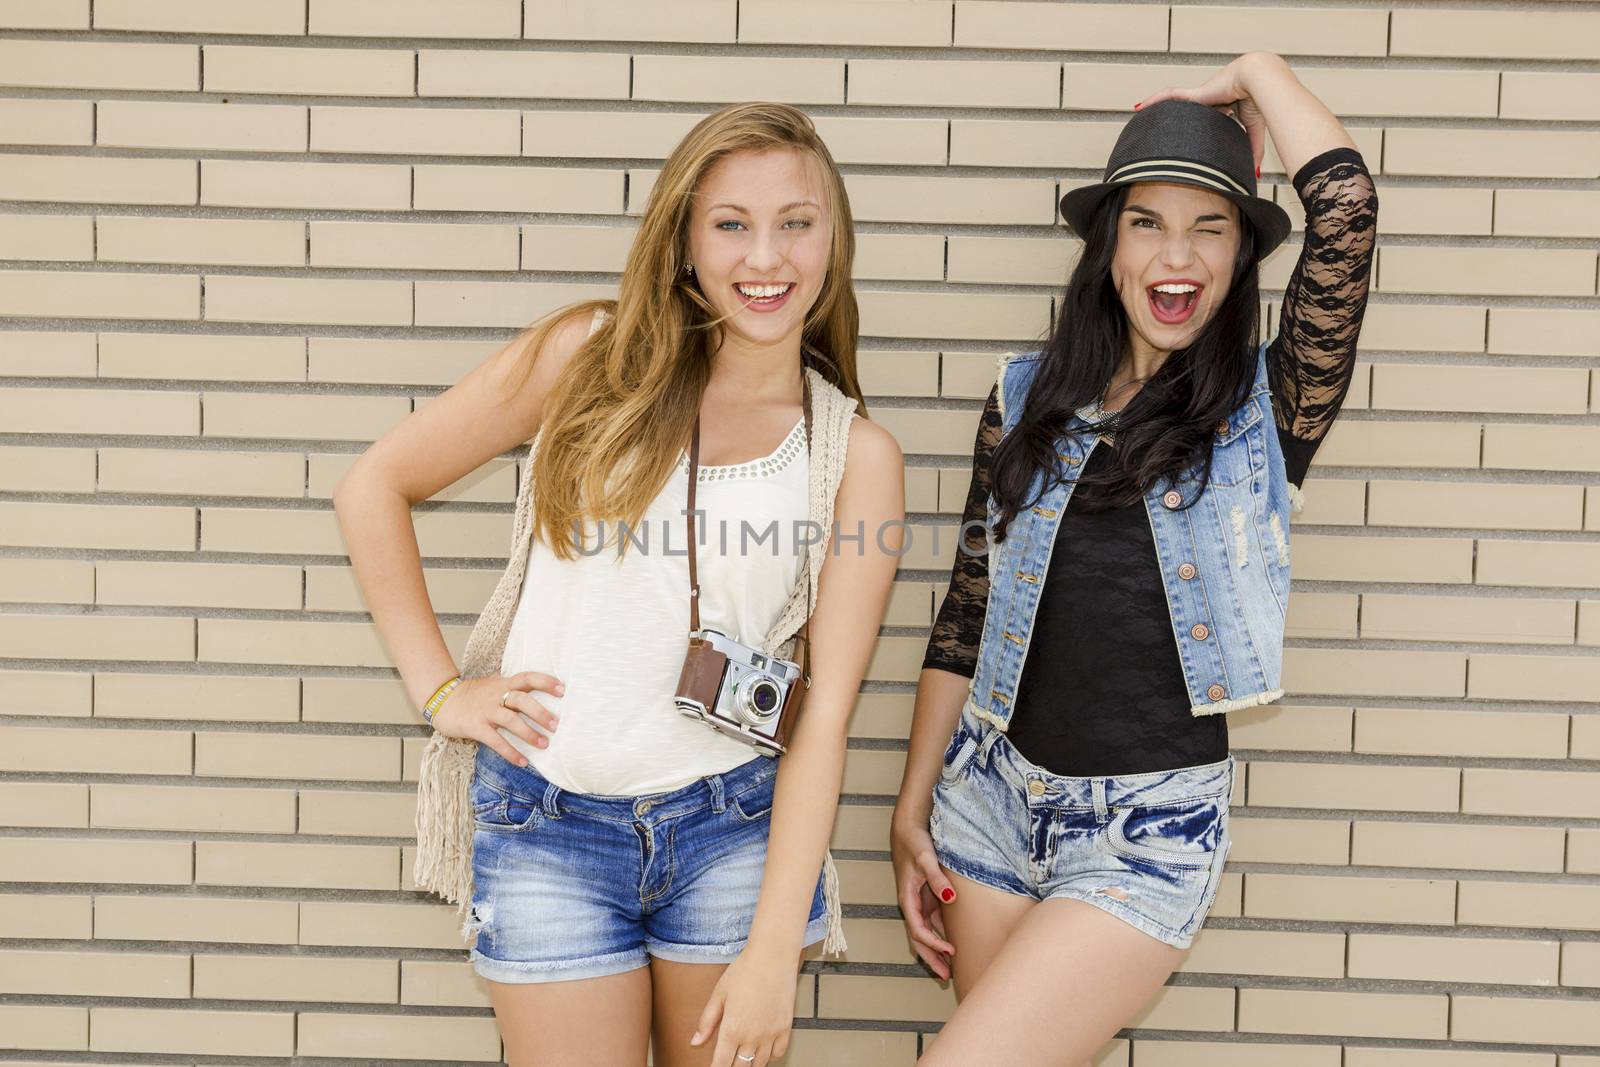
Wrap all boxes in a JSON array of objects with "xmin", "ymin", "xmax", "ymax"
[
  {"xmin": 1133, "ymin": 102, "xmax": 1142, "ymax": 110},
  {"xmin": 940, "ymin": 887, "xmax": 955, "ymax": 903},
  {"xmin": 1256, "ymin": 164, "xmax": 1261, "ymax": 179}
]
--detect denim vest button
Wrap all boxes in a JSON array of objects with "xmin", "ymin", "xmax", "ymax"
[
  {"xmin": 1207, "ymin": 683, "xmax": 1227, "ymax": 701},
  {"xmin": 1216, "ymin": 419, "xmax": 1230, "ymax": 435},
  {"xmin": 1178, "ymin": 562, "xmax": 1197, "ymax": 580},
  {"xmin": 1027, "ymin": 780, "xmax": 1046, "ymax": 797},
  {"xmin": 1162, "ymin": 490, "xmax": 1182, "ymax": 508},
  {"xmin": 1190, "ymin": 622, "xmax": 1211, "ymax": 641}
]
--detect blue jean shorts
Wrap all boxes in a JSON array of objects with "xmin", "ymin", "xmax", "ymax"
[
  {"xmin": 466, "ymin": 745, "xmax": 829, "ymax": 984},
  {"xmin": 930, "ymin": 705, "xmax": 1235, "ymax": 949}
]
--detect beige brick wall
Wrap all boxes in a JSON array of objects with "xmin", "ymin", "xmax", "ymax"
[{"xmin": 1, "ymin": 1, "xmax": 1597, "ymax": 1063}]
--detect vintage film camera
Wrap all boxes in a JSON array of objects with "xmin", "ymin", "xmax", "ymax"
[{"xmin": 674, "ymin": 627, "xmax": 804, "ymax": 757}]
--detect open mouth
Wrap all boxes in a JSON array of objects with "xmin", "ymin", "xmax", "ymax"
[
  {"xmin": 1147, "ymin": 283, "xmax": 1201, "ymax": 325},
  {"xmin": 734, "ymin": 282, "xmax": 795, "ymax": 313}
]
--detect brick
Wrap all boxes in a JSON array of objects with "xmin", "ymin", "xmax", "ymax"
[
  {"xmin": 0, "ymin": 614, "xmax": 193, "ymax": 663},
  {"xmin": 1453, "ymin": 995, "xmax": 1600, "ymax": 1045},
  {"xmin": 860, "ymin": 291, "xmax": 1050, "ymax": 342},
  {"xmin": 300, "ymin": 900, "xmax": 468, "ymax": 949},
  {"xmin": 99, "ymin": 216, "xmax": 304, "ymax": 268},
  {"xmin": 1283, "ymin": 648, "xmax": 1466, "ymax": 700},
  {"xmin": 1350, "ymin": 185, "xmax": 1492, "ymax": 236},
  {"xmin": 635, "ymin": 55, "xmax": 842, "ymax": 104},
  {"xmin": 1228, "ymin": 704, "xmax": 1352, "ymax": 753},
  {"xmin": 1367, "ymin": 480, "xmax": 1583, "ymax": 531},
  {"xmin": 1565, "ymin": 941, "xmax": 1600, "ymax": 986},
  {"xmin": 1495, "ymin": 190, "xmax": 1600, "ymax": 240},
  {"xmin": 1356, "ymin": 303, "xmax": 1486, "ymax": 353},
  {"xmin": 523, "ymin": 110, "xmax": 701, "ymax": 160},
  {"xmin": 1354, "ymin": 707, "xmax": 1569, "ymax": 759},
  {"xmin": 1484, "ymin": 425, "xmax": 1600, "ymax": 474},
  {"xmin": 0, "ymin": 502, "xmax": 194, "ymax": 550},
  {"xmin": 196, "ymin": 732, "xmax": 398, "ymax": 781},
  {"xmin": 1391, "ymin": 9, "xmax": 1600, "ymax": 61},
  {"xmin": 209, "ymin": 43, "xmax": 413, "ymax": 96},
  {"xmin": 96, "ymin": 672, "xmax": 299, "ymax": 723},
  {"xmin": 1373, "ymin": 364, "xmax": 1591, "ymax": 416},
  {"xmin": 1568, "ymin": 829, "xmax": 1600, "ymax": 874},
  {"xmin": 948, "ymin": 236, "xmax": 1072, "ymax": 286},
  {"xmin": 0, "ymin": 1004, "xmax": 87, "ymax": 1051},
  {"xmin": 1381, "ymin": 246, "xmax": 1597, "ymax": 298},
  {"xmin": 1171, "ymin": 6, "xmax": 1387, "ymax": 56},
  {"xmin": 1314, "ymin": 420, "xmax": 1481, "ymax": 469},
  {"xmin": 1352, "ymin": 821, "xmax": 1565, "ymax": 875},
  {"xmin": 204, "ymin": 275, "xmax": 411, "ymax": 326},
  {"xmin": 413, "ymin": 280, "xmax": 614, "ymax": 328},
  {"xmin": 2, "ymin": 0, "xmax": 89, "ymax": 29},
  {"xmin": 421, "ymin": 50, "xmax": 626, "ymax": 100},
  {"xmin": 1244, "ymin": 872, "xmax": 1455, "ymax": 924},
  {"xmin": 950, "ymin": 117, "xmax": 1114, "ymax": 168},
  {"xmin": 1239, "ymin": 989, "xmax": 1447, "ymax": 1039},
  {"xmin": 0, "ymin": 39, "xmax": 195, "ymax": 90},
  {"xmin": 849, "ymin": 59, "xmax": 1058, "ymax": 109},
  {"xmin": 812, "ymin": 115, "xmax": 948, "ymax": 167},
  {"xmin": 196, "ymin": 841, "xmax": 398, "ymax": 890},
  {"xmin": 98, "ymin": 560, "xmax": 300, "ymax": 611},
  {"xmin": 1136, "ymin": 1042, "xmax": 1339, "ymax": 1067},
  {"xmin": 1460, "ymin": 880, "xmax": 1600, "ymax": 931},
  {"xmin": 0, "ymin": 949, "xmax": 189, "ymax": 998},
  {"xmin": 1180, "ymin": 928, "xmax": 1344, "ymax": 978},
  {"xmin": 0, "ymin": 837, "xmax": 191, "ymax": 885},
  {"xmin": 0, "ymin": 670, "xmax": 92, "ymax": 718},
  {"xmin": 1227, "ymin": 816, "xmax": 1349, "ymax": 865},
  {"xmin": 95, "ymin": 895, "xmax": 298, "ymax": 944},
  {"xmin": 1287, "ymin": 591, "xmax": 1358, "ymax": 639},
  {"xmin": 0, "ymin": 386, "xmax": 198, "ymax": 435},
  {"xmin": 0, "ymin": 211, "xmax": 93, "ymax": 261},
  {"xmin": 1463, "ymin": 768, "xmax": 1600, "ymax": 820},
  {"xmin": 847, "ymin": 174, "xmax": 1056, "ymax": 226},
  {"xmin": 99, "ymin": 100, "xmax": 304, "ymax": 152},
  {"xmin": 194, "ymin": 953, "xmax": 398, "ymax": 1003},
  {"xmin": 0, "ymin": 558, "xmax": 93, "ymax": 602},
  {"xmin": 311, "ymin": 105, "xmax": 518, "ymax": 156},
  {"xmin": 296, "ymin": 1012, "xmax": 501, "ymax": 1059},
  {"xmin": 0, "ymin": 724, "xmax": 190, "ymax": 774},
  {"xmin": 203, "ymin": 159, "xmax": 410, "ymax": 211},
  {"xmin": 93, "ymin": 783, "xmax": 295, "ymax": 833},
  {"xmin": 94, "ymin": 0, "xmax": 300, "ymax": 33},
  {"xmin": 525, "ymin": 0, "xmax": 735, "ymax": 43},
  {"xmin": 99, "ymin": 330, "xmax": 302, "ymax": 382},
  {"xmin": 310, "ymin": 0, "xmax": 517, "ymax": 38},
  {"xmin": 1384, "ymin": 128, "xmax": 1600, "ymax": 180},
  {"xmin": 90, "ymin": 1006, "xmax": 293, "ymax": 1056},
  {"xmin": 0, "ymin": 268, "xmax": 198, "ymax": 320},
  {"xmin": 1248, "ymin": 761, "xmax": 1459, "ymax": 813},
  {"xmin": 856, "ymin": 235, "xmax": 945, "ymax": 283},
  {"xmin": 0, "ymin": 893, "xmax": 92, "ymax": 939},
  {"xmin": 1361, "ymin": 593, "xmax": 1575, "ymax": 644},
  {"xmin": 1469, "ymin": 653, "xmax": 1600, "ymax": 703},
  {"xmin": 418, "ymin": 164, "xmax": 626, "ymax": 215},
  {"xmin": 1502, "ymin": 72, "xmax": 1600, "ymax": 123},
  {"xmin": 298, "ymin": 788, "xmax": 416, "ymax": 837},
  {"xmin": 97, "ymin": 448, "xmax": 306, "ymax": 498},
  {"xmin": 1477, "ymin": 539, "xmax": 1600, "ymax": 589},
  {"xmin": 956, "ymin": 4, "xmax": 1165, "ymax": 51},
  {"xmin": 0, "ymin": 152, "xmax": 194, "ymax": 206},
  {"xmin": 741, "ymin": 1, "xmax": 951, "ymax": 46},
  {"xmin": 400, "ymin": 959, "xmax": 492, "ymax": 1007}
]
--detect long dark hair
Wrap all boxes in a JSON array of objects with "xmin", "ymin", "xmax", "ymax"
[{"xmin": 988, "ymin": 183, "xmax": 1264, "ymax": 542}]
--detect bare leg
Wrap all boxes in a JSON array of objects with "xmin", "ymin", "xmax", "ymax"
[
  {"xmin": 938, "ymin": 869, "xmax": 1037, "ymax": 1000},
  {"xmin": 488, "ymin": 965, "xmax": 653, "ymax": 1067},
  {"xmin": 918, "ymin": 896, "xmax": 1184, "ymax": 1067},
  {"xmin": 649, "ymin": 950, "xmax": 809, "ymax": 1067}
]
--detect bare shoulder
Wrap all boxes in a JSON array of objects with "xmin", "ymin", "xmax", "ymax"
[{"xmin": 841, "ymin": 415, "xmax": 904, "ymax": 486}]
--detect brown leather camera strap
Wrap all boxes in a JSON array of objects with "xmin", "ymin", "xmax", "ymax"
[{"xmin": 685, "ymin": 367, "xmax": 815, "ymax": 669}]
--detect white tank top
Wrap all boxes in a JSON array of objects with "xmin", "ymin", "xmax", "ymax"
[{"xmin": 495, "ymin": 401, "xmax": 810, "ymax": 796}]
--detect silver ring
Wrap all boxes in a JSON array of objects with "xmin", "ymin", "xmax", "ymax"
[
  {"xmin": 736, "ymin": 1055, "xmax": 756, "ymax": 1064},
  {"xmin": 501, "ymin": 690, "xmax": 514, "ymax": 708}
]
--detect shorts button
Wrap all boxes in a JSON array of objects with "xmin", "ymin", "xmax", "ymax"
[
  {"xmin": 1027, "ymin": 780, "xmax": 1046, "ymax": 797},
  {"xmin": 1178, "ymin": 562, "xmax": 1197, "ymax": 580},
  {"xmin": 1162, "ymin": 490, "xmax": 1182, "ymax": 509},
  {"xmin": 1207, "ymin": 683, "xmax": 1227, "ymax": 701},
  {"xmin": 1191, "ymin": 622, "xmax": 1210, "ymax": 641},
  {"xmin": 634, "ymin": 798, "xmax": 652, "ymax": 816}
]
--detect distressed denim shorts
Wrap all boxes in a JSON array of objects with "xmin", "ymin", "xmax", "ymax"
[
  {"xmin": 930, "ymin": 705, "xmax": 1235, "ymax": 950},
  {"xmin": 466, "ymin": 745, "xmax": 829, "ymax": 984}
]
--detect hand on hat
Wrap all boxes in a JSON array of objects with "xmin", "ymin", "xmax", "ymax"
[{"xmin": 1132, "ymin": 54, "xmax": 1268, "ymax": 180}]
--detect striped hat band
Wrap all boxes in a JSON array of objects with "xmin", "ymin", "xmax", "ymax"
[{"xmin": 1107, "ymin": 158, "xmax": 1249, "ymax": 197}]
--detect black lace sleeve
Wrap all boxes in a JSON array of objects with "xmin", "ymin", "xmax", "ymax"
[
  {"xmin": 1266, "ymin": 145, "xmax": 1379, "ymax": 487},
  {"xmin": 922, "ymin": 382, "xmax": 1004, "ymax": 678}
]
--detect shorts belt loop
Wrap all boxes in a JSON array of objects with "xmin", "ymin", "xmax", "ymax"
[
  {"xmin": 708, "ymin": 773, "xmax": 726, "ymax": 814},
  {"xmin": 1092, "ymin": 779, "xmax": 1108, "ymax": 820},
  {"xmin": 542, "ymin": 781, "xmax": 562, "ymax": 818},
  {"xmin": 977, "ymin": 725, "xmax": 1001, "ymax": 766}
]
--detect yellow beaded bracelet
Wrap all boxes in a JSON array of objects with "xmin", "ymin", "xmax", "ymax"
[{"xmin": 422, "ymin": 674, "xmax": 461, "ymax": 725}]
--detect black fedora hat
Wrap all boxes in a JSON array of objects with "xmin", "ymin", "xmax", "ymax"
[{"xmin": 1059, "ymin": 99, "xmax": 1291, "ymax": 259}]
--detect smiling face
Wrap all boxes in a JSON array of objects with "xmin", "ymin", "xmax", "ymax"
[
  {"xmin": 1111, "ymin": 181, "xmax": 1242, "ymax": 355},
  {"xmin": 685, "ymin": 147, "xmax": 832, "ymax": 351}
]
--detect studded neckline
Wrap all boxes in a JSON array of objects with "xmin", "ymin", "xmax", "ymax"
[{"xmin": 678, "ymin": 417, "xmax": 807, "ymax": 482}]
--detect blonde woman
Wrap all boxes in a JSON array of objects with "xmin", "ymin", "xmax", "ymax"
[{"xmin": 334, "ymin": 103, "xmax": 904, "ymax": 1067}]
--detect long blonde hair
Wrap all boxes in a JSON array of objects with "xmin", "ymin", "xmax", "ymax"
[{"xmin": 508, "ymin": 102, "xmax": 863, "ymax": 561}]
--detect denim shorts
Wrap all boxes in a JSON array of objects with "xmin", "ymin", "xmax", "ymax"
[
  {"xmin": 930, "ymin": 704, "xmax": 1235, "ymax": 950},
  {"xmin": 466, "ymin": 745, "xmax": 829, "ymax": 984}
]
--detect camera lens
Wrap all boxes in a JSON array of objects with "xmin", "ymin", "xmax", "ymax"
[
  {"xmin": 752, "ymin": 680, "xmax": 778, "ymax": 713},
  {"xmin": 734, "ymin": 675, "xmax": 782, "ymax": 725}
]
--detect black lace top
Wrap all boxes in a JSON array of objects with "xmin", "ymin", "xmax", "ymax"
[{"xmin": 923, "ymin": 146, "xmax": 1378, "ymax": 776}]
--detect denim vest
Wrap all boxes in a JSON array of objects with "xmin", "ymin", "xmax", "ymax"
[{"xmin": 967, "ymin": 338, "xmax": 1295, "ymax": 730}]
